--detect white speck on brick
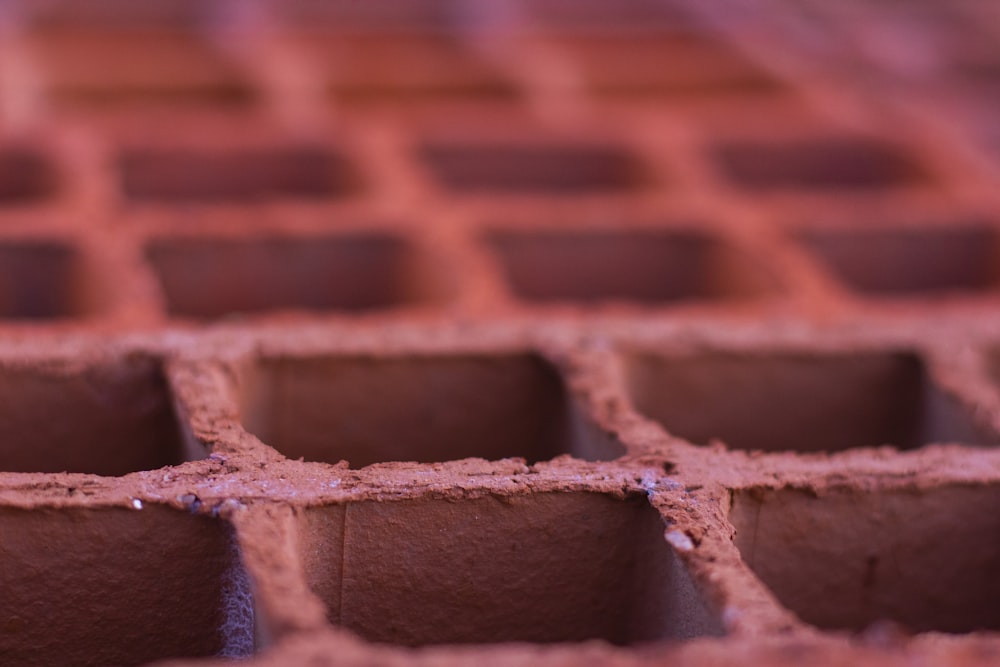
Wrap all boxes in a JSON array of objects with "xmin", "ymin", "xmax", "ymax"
[
  {"xmin": 640, "ymin": 474, "xmax": 658, "ymax": 496},
  {"xmin": 130, "ymin": 499, "xmax": 143, "ymax": 510},
  {"xmin": 665, "ymin": 529, "xmax": 694, "ymax": 551}
]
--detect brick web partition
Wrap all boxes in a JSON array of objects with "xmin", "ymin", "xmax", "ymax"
[{"xmin": 1, "ymin": 0, "xmax": 1000, "ymax": 665}]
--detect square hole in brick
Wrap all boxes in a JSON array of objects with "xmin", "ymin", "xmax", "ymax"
[
  {"xmin": 558, "ymin": 34, "xmax": 785, "ymax": 98},
  {"xmin": 298, "ymin": 492, "xmax": 723, "ymax": 645},
  {"xmin": 0, "ymin": 241, "xmax": 81, "ymax": 319},
  {"xmin": 309, "ymin": 35, "xmax": 520, "ymax": 105},
  {"xmin": 710, "ymin": 138, "xmax": 928, "ymax": 191},
  {"xmin": 0, "ymin": 149, "xmax": 58, "ymax": 203},
  {"xmin": 36, "ymin": 30, "xmax": 256, "ymax": 110},
  {"xmin": 120, "ymin": 146, "xmax": 357, "ymax": 202},
  {"xmin": 419, "ymin": 143, "xmax": 647, "ymax": 194},
  {"xmin": 239, "ymin": 353, "xmax": 624, "ymax": 468},
  {"xmin": 0, "ymin": 355, "xmax": 202, "ymax": 475},
  {"xmin": 729, "ymin": 483, "xmax": 1000, "ymax": 633},
  {"xmin": 624, "ymin": 349, "xmax": 988, "ymax": 452},
  {"xmin": 798, "ymin": 224, "xmax": 1000, "ymax": 297},
  {"xmin": 0, "ymin": 504, "xmax": 253, "ymax": 666},
  {"xmin": 487, "ymin": 229, "xmax": 778, "ymax": 305},
  {"xmin": 950, "ymin": 54, "xmax": 1000, "ymax": 100},
  {"xmin": 146, "ymin": 234, "xmax": 436, "ymax": 319}
]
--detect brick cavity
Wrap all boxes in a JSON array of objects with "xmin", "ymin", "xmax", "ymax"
[
  {"xmin": 729, "ymin": 484, "xmax": 1000, "ymax": 634},
  {"xmin": 305, "ymin": 34, "xmax": 520, "ymax": 105},
  {"xmin": 710, "ymin": 138, "xmax": 928, "ymax": 191},
  {"xmin": 419, "ymin": 143, "xmax": 647, "ymax": 194},
  {"xmin": 0, "ymin": 149, "xmax": 58, "ymax": 203},
  {"xmin": 486, "ymin": 228, "xmax": 779, "ymax": 305},
  {"xmin": 0, "ymin": 504, "xmax": 254, "ymax": 666},
  {"xmin": 797, "ymin": 224, "xmax": 1000, "ymax": 297},
  {"xmin": 0, "ymin": 241, "xmax": 81, "ymax": 319},
  {"xmin": 298, "ymin": 491, "xmax": 724, "ymax": 646},
  {"xmin": 0, "ymin": 354, "xmax": 201, "ymax": 475},
  {"xmin": 145, "ymin": 234, "xmax": 436, "ymax": 319},
  {"xmin": 35, "ymin": 29, "xmax": 255, "ymax": 110},
  {"xmin": 120, "ymin": 147, "xmax": 357, "ymax": 202},
  {"xmin": 239, "ymin": 353, "xmax": 624, "ymax": 468},
  {"xmin": 556, "ymin": 33, "xmax": 785, "ymax": 98},
  {"xmin": 623, "ymin": 349, "xmax": 988, "ymax": 452}
]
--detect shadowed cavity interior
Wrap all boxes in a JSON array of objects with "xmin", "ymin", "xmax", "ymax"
[
  {"xmin": 310, "ymin": 34, "xmax": 520, "ymax": 104},
  {"xmin": 0, "ymin": 241, "xmax": 80, "ymax": 319},
  {"xmin": 797, "ymin": 224, "xmax": 1000, "ymax": 297},
  {"xmin": 0, "ymin": 149, "xmax": 58, "ymax": 202},
  {"xmin": 419, "ymin": 143, "xmax": 647, "ymax": 194},
  {"xmin": 624, "ymin": 349, "xmax": 989, "ymax": 452},
  {"xmin": 120, "ymin": 146, "xmax": 357, "ymax": 202},
  {"xmin": 0, "ymin": 355, "xmax": 202, "ymax": 475},
  {"xmin": 729, "ymin": 484, "xmax": 1000, "ymax": 633},
  {"xmin": 486, "ymin": 228, "xmax": 779, "ymax": 305},
  {"xmin": 298, "ymin": 492, "xmax": 724, "ymax": 646},
  {"xmin": 239, "ymin": 353, "xmax": 624, "ymax": 467},
  {"xmin": 36, "ymin": 28, "xmax": 256, "ymax": 109},
  {"xmin": 0, "ymin": 505, "xmax": 254, "ymax": 666},
  {"xmin": 557, "ymin": 33, "xmax": 785, "ymax": 97},
  {"xmin": 146, "ymin": 234, "xmax": 446, "ymax": 319},
  {"xmin": 711, "ymin": 138, "xmax": 927, "ymax": 191}
]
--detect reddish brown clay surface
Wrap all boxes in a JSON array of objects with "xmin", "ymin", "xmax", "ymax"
[{"xmin": 2, "ymin": 1, "xmax": 1000, "ymax": 666}]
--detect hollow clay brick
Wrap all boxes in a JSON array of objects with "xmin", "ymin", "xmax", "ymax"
[{"xmin": 1, "ymin": 1, "xmax": 1000, "ymax": 666}]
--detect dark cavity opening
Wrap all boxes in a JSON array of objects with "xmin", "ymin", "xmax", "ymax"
[
  {"xmin": 0, "ymin": 505, "xmax": 253, "ymax": 666},
  {"xmin": 798, "ymin": 224, "xmax": 1000, "ymax": 297},
  {"xmin": 146, "ymin": 234, "xmax": 438, "ymax": 319},
  {"xmin": 487, "ymin": 228, "xmax": 778, "ymax": 305},
  {"xmin": 0, "ymin": 241, "xmax": 81, "ymax": 319},
  {"xmin": 239, "ymin": 353, "xmax": 624, "ymax": 468},
  {"xmin": 0, "ymin": 150, "xmax": 58, "ymax": 203},
  {"xmin": 730, "ymin": 484, "xmax": 1000, "ymax": 634},
  {"xmin": 299, "ymin": 492, "xmax": 724, "ymax": 645},
  {"xmin": 624, "ymin": 349, "xmax": 989, "ymax": 452},
  {"xmin": 420, "ymin": 143, "xmax": 647, "ymax": 194},
  {"xmin": 0, "ymin": 354, "xmax": 203, "ymax": 475},
  {"xmin": 120, "ymin": 147, "xmax": 357, "ymax": 202},
  {"xmin": 711, "ymin": 138, "xmax": 927, "ymax": 191}
]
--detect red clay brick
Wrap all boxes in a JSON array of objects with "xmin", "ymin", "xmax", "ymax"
[{"xmin": 1, "ymin": 1, "xmax": 1000, "ymax": 666}]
